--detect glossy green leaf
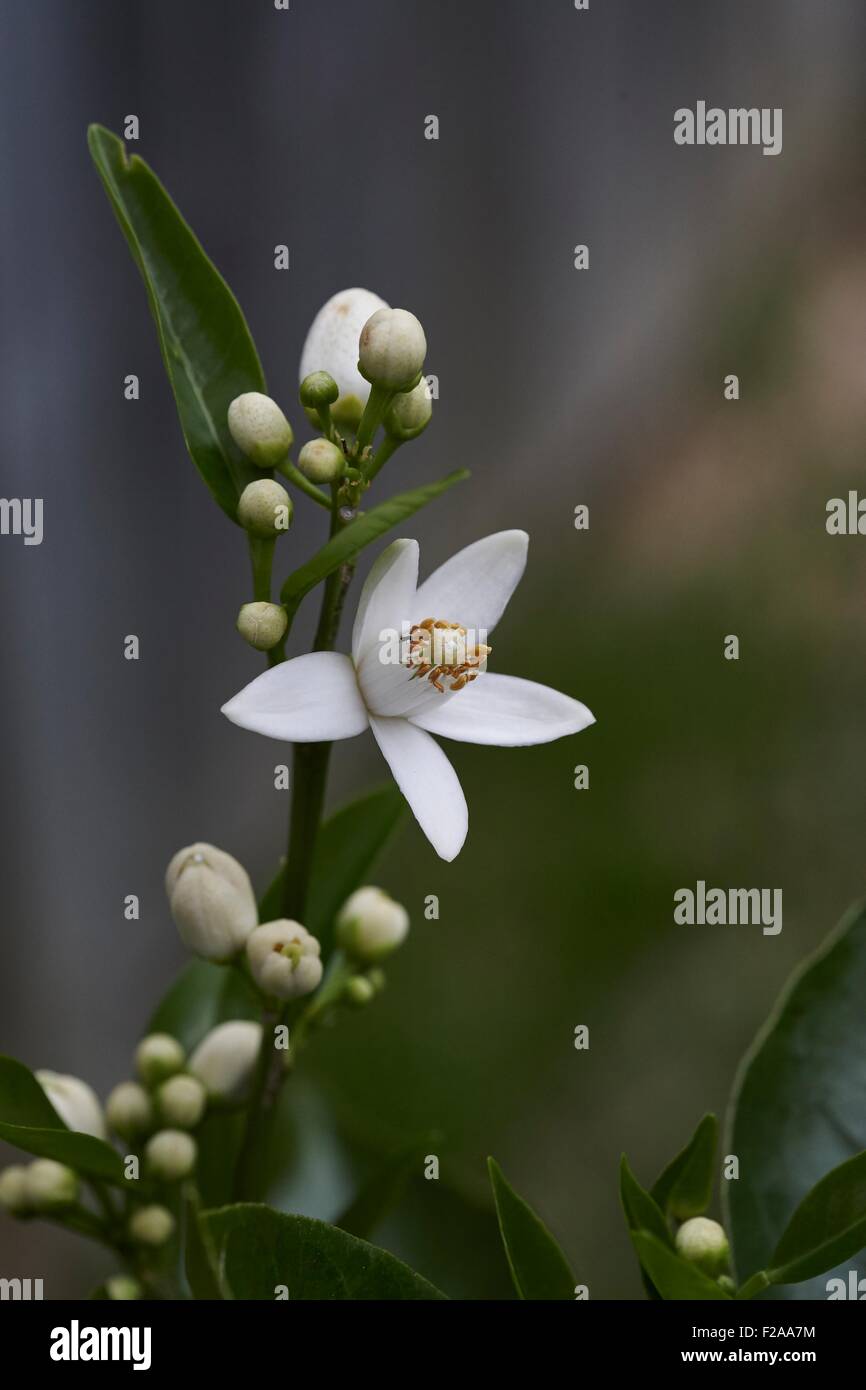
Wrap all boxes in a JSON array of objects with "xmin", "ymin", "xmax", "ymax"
[
  {"xmin": 488, "ymin": 1156, "xmax": 575, "ymax": 1300},
  {"xmin": 147, "ymin": 960, "xmax": 261, "ymax": 1055},
  {"xmin": 337, "ymin": 1132, "xmax": 440, "ymax": 1240},
  {"xmin": 620, "ymin": 1156, "xmax": 673, "ymax": 1249},
  {"xmin": 631, "ymin": 1231, "xmax": 732, "ymax": 1300},
  {"xmin": 199, "ymin": 1203, "xmax": 446, "ymax": 1299},
  {"xmin": 0, "ymin": 1056, "xmax": 124, "ymax": 1183},
  {"xmin": 88, "ymin": 124, "xmax": 266, "ymax": 521},
  {"xmin": 724, "ymin": 900, "xmax": 866, "ymax": 1297},
  {"xmin": 652, "ymin": 1113, "xmax": 718, "ymax": 1220},
  {"xmin": 766, "ymin": 1150, "xmax": 866, "ymax": 1286}
]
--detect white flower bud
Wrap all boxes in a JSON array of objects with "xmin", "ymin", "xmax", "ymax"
[
  {"xmin": 188, "ymin": 1020, "xmax": 262, "ymax": 1105},
  {"xmin": 36, "ymin": 1070, "xmax": 106, "ymax": 1140},
  {"xmin": 237, "ymin": 478, "xmax": 293, "ymax": 538},
  {"xmin": 129, "ymin": 1204, "xmax": 175, "ymax": 1247},
  {"xmin": 157, "ymin": 1074, "xmax": 206, "ymax": 1129},
  {"xmin": 106, "ymin": 1275, "xmax": 143, "ymax": 1301},
  {"xmin": 237, "ymin": 601, "xmax": 288, "ymax": 652},
  {"xmin": 358, "ymin": 307, "xmax": 426, "ymax": 389},
  {"xmin": 0, "ymin": 1165, "xmax": 31, "ymax": 1214},
  {"xmin": 385, "ymin": 378, "xmax": 433, "ymax": 440},
  {"xmin": 297, "ymin": 438, "xmax": 345, "ymax": 483},
  {"xmin": 675, "ymin": 1217, "xmax": 730, "ymax": 1277},
  {"xmin": 135, "ymin": 1033, "xmax": 186, "ymax": 1087},
  {"xmin": 246, "ymin": 920, "xmax": 323, "ymax": 1001},
  {"xmin": 227, "ymin": 392, "xmax": 293, "ymax": 468},
  {"xmin": 336, "ymin": 886, "xmax": 409, "ymax": 962},
  {"xmin": 299, "ymin": 287, "xmax": 388, "ymax": 430},
  {"xmin": 106, "ymin": 1081, "xmax": 153, "ymax": 1139},
  {"xmin": 145, "ymin": 1129, "xmax": 197, "ymax": 1182},
  {"xmin": 165, "ymin": 842, "xmax": 258, "ymax": 963},
  {"xmin": 25, "ymin": 1159, "xmax": 78, "ymax": 1212}
]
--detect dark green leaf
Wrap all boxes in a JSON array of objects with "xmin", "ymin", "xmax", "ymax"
[
  {"xmin": 0, "ymin": 1057, "xmax": 125, "ymax": 1183},
  {"xmin": 652, "ymin": 1114, "xmax": 718, "ymax": 1220},
  {"xmin": 88, "ymin": 124, "xmax": 265, "ymax": 520},
  {"xmin": 147, "ymin": 961, "xmax": 260, "ymax": 1054},
  {"xmin": 619, "ymin": 1155, "xmax": 670, "ymax": 1300},
  {"xmin": 767, "ymin": 1150, "xmax": 866, "ymax": 1286},
  {"xmin": 184, "ymin": 1189, "xmax": 227, "ymax": 1300},
  {"xmin": 199, "ymin": 1202, "xmax": 447, "ymax": 1299},
  {"xmin": 487, "ymin": 1156, "xmax": 575, "ymax": 1300},
  {"xmin": 631, "ymin": 1231, "xmax": 732, "ymax": 1300},
  {"xmin": 336, "ymin": 1132, "xmax": 440, "ymax": 1240}
]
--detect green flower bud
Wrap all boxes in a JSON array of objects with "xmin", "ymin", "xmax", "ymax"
[
  {"xmin": 246, "ymin": 920, "xmax": 323, "ymax": 1001},
  {"xmin": 344, "ymin": 976, "xmax": 375, "ymax": 1007},
  {"xmin": 145, "ymin": 1129, "xmax": 197, "ymax": 1182},
  {"xmin": 165, "ymin": 842, "xmax": 258, "ymax": 963},
  {"xmin": 36, "ymin": 1070, "xmax": 106, "ymax": 1140},
  {"xmin": 135, "ymin": 1033, "xmax": 186, "ymax": 1088},
  {"xmin": 384, "ymin": 378, "xmax": 433, "ymax": 440},
  {"xmin": 299, "ymin": 371, "xmax": 339, "ymax": 410},
  {"xmin": 675, "ymin": 1217, "xmax": 730, "ymax": 1278},
  {"xmin": 337, "ymin": 886, "xmax": 409, "ymax": 963},
  {"xmin": 106, "ymin": 1081, "xmax": 153, "ymax": 1139},
  {"xmin": 358, "ymin": 307, "xmax": 427, "ymax": 388},
  {"xmin": 237, "ymin": 601, "xmax": 288, "ymax": 652},
  {"xmin": 25, "ymin": 1159, "xmax": 78, "ymax": 1212},
  {"xmin": 227, "ymin": 392, "xmax": 293, "ymax": 468},
  {"xmin": 297, "ymin": 438, "xmax": 345, "ymax": 484},
  {"xmin": 106, "ymin": 1275, "xmax": 143, "ymax": 1301},
  {"xmin": 0, "ymin": 1165, "xmax": 31, "ymax": 1214},
  {"xmin": 237, "ymin": 479, "xmax": 293, "ymax": 538},
  {"xmin": 188, "ymin": 1020, "xmax": 262, "ymax": 1106},
  {"xmin": 129, "ymin": 1204, "xmax": 175, "ymax": 1247},
  {"xmin": 157, "ymin": 1075, "xmax": 206, "ymax": 1130}
]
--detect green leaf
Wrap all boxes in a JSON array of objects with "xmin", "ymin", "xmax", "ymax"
[
  {"xmin": 631, "ymin": 1231, "xmax": 732, "ymax": 1300},
  {"xmin": 184, "ymin": 1189, "xmax": 227, "ymax": 1300},
  {"xmin": 766, "ymin": 1150, "xmax": 866, "ymax": 1286},
  {"xmin": 336, "ymin": 1132, "xmax": 440, "ymax": 1240},
  {"xmin": 87, "ymin": 124, "xmax": 265, "ymax": 521},
  {"xmin": 487, "ymin": 1156, "xmax": 575, "ymax": 1300},
  {"xmin": 279, "ymin": 470, "xmax": 470, "ymax": 613},
  {"xmin": 724, "ymin": 899, "xmax": 866, "ymax": 1297},
  {"xmin": 147, "ymin": 960, "xmax": 261, "ymax": 1055},
  {"xmin": 620, "ymin": 1156, "xmax": 673, "ymax": 1250},
  {"xmin": 199, "ymin": 1203, "xmax": 446, "ymax": 1299},
  {"xmin": 0, "ymin": 1056, "xmax": 125, "ymax": 1183},
  {"xmin": 652, "ymin": 1114, "xmax": 718, "ymax": 1220}
]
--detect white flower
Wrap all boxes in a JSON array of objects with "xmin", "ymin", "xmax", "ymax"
[
  {"xmin": 246, "ymin": 921, "xmax": 323, "ymax": 1000},
  {"xmin": 165, "ymin": 843, "xmax": 258, "ymax": 963},
  {"xmin": 188, "ymin": 1020, "xmax": 262, "ymax": 1105},
  {"xmin": 299, "ymin": 287, "xmax": 388, "ymax": 426},
  {"xmin": 222, "ymin": 531, "xmax": 594, "ymax": 861},
  {"xmin": 36, "ymin": 1071, "xmax": 106, "ymax": 1140}
]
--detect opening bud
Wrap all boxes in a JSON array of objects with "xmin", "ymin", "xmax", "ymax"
[
  {"xmin": 299, "ymin": 287, "xmax": 388, "ymax": 430},
  {"xmin": 135, "ymin": 1033, "xmax": 186, "ymax": 1088},
  {"xmin": 237, "ymin": 601, "xmax": 288, "ymax": 652},
  {"xmin": 25, "ymin": 1159, "xmax": 78, "ymax": 1212},
  {"xmin": 336, "ymin": 886, "xmax": 409, "ymax": 963},
  {"xmin": 675, "ymin": 1217, "xmax": 730, "ymax": 1278},
  {"xmin": 227, "ymin": 392, "xmax": 293, "ymax": 468},
  {"xmin": 188, "ymin": 1020, "xmax": 262, "ymax": 1106},
  {"xmin": 36, "ymin": 1070, "xmax": 106, "ymax": 1140},
  {"xmin": 297, "ymin": 438, "xmax": 345, "ymax": 483},
  {"xmin": 165, "ymin": 842, "xmax": 258, "ymax": 963},
  {"xmin": 157, "ymin": 1074, "xmax": 206, "ymax": 1129},
  {"xmin": 246, "ymin": 920, "xmax": 323, "ymax": 1000},
  {"xmin": 145, "ymin": 1129, "xmax": 197, "ymax": 1182},
  {"xmin": 237, "ymin": 479, "xmax": 293, "ymax": 538},
  {"xmin": 106, "ymin": 1081, "xmax": 154, "ymax": 1139},
  {"xmin": 129, "ymin": 1204, "xmax": 175, "ymax": 1247},
  {"xmin": 358, "ymin": 307, "xmax": 427, "ymax": 389}
]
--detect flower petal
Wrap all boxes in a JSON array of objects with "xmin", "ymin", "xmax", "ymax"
[
  {"xmin": 408, "ymin": 673, "xmax": 595, "ymax": 746},
  {"xmin": 221, "ymin": 652, "xmax": 369, "ymax": 742},
  {"xmin": 369, "ymin": 715, "xmax": 468, "ymax": 861},
  {"xmin": 412, "ymin": 530, "xmax": 528, "ymax": 636},
  {"xmin": 352, "ymin": 538, "xmax": 419, "ymax": 665}
]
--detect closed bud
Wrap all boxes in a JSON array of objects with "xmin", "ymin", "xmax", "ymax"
[
  {"xmin": 297, "ymin": 438, "xmax": 345, "ymax": 484},
  {"xmin": 165, "ymin": 842, "xmax": 257, "ymax": 963},
  {"xmin": 237, "ymin": 479, "xmax": 293, "ymax": 538},
  {"xmin": 129, "ymin": 1204, "xmax": 175, "ymax": 1247},
  {"xmin": 157, "ymin": 1074, "xmax": 206, "ymax": 1129},
  {"xmin": 188, "ymin": 1020, "xmax": 262, "ymax": 1106},
  {"xmin": 299, "ymin": 371, "xmax": 339, "ymax": 410},
  {"xmin": 25, "ymin": 1159, "xmax": 78, "ymax": 1212},
  {"xmin": 106, "ymin": 1275, "xmax": 143, "ymax": 1301},
  {"xmin": 299, "ymin": 287, "xmax": 388, "ymax": 430},
  {"xmin": 337, "ymin": 886, "xmax": 409, "ymax": 963},
  {"xmin": 344, "ymin": 975, "xmax": 375, "ymax": 1007},
  {"xmin": 145, "ymin": 1129, "xmax": 197, "ymax": 1182},
  {"xmin": 358, "ymin": 307, "xmax": 426, "ymax": 389},
  {"xmin": 675, "ymin": 1217, "xmax": 730, "ymax": 1278},
  {"xmin": 237, "ymin": 601, "xmax": 288, "ymax": 652},
  {"xmin": 227, "ymin": 392, "xmax": 293, "ymax": 468},
  {"xmin": 0, "ymin": 1165, "xmax": 31, "ymax": 1214},
  {"xmin": 135, "ymin": 1033, "xmax": 186, "ymax": 1088},
  {"xmin": 106, "ymin": 1081, "xmax": 153, "ymax": 1139},
  {"xmin": 246, "ymin": 920, "xmax": 323, "ymax": 1001},
  {"xmin": 37, "ymin": 1070, "xmax": 106, "ymax": 1140},
  {"xmin": 385, "ymin": 378, "xmax": 433, "ymax": 440}
]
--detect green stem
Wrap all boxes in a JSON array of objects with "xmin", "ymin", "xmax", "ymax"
[
  {"xmin": 365, "ymin": 433, "xmax": 402, "ymax": 483},
  {"xmin": 277, "ymin": 460, "xmax": 332, "ymax": 510},
  {"xmin": 249, "ymin": 536, "xmax": 276, "ymax": 602},
  {"xmin": 355, "ymin": 382, "xmax": 394, "ymax": 456}
]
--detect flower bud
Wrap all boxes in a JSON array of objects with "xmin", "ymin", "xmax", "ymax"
[
  {"xmin": 237, "ymin": 601, "xmax": 288, "ymax": 652},
  {"xmin": 0, "ymin": 1165, "xmax": 31, "ymax": 1214},
  {"xmin": 106, "ymin": 1081, "xmax": 153, "ymax": 1139},
  {"xmin": 165, "ymin": 842, "xmax": 258, "ymax": 963},
  {"xmin": 135, "ymin": 1033, "xmax": 186, "ymax": 1087},
  {"xmin": 336, "ymin": 886, "xmax": 409, "ymax": 963},
  {"xmin": 299, "ymin": 371, "xmax": 339, "ymax": 410},
  {"xmin": 157, "ymin": 1074, "xmax": 206, "ymax": 1129},
  {"xmin": 237, "ymin": 479, "xmax": 293, "ymax": 539},
  {"xmin": 106, "ymin": 1275, "xmax": 143, "ymax": 1301},
  {"xmin": 246, "ymin": 921, "xmax": 323, "ymax": 1001},
  {"xmin": 384, "ymin": 378, "xmax": 433, "ymax": 440},
  {"xmin": 675, "ymin": 1217, "xmax": 730, "ymax": 1278},
  {"xmin": 358, "ymin": 307, "xmax": 426, "ymax": 389},
  {"xmin": 25, "ymin": 1159, "xmax": 78, "ymax": 1212},
  {"xmin": 188, "ymin": 1020, "xmax": 262, "ymax": 1105},
  {"xmin": 299, "ymin": 287, "xmax": 388, "ymax": 430},
  {"xmin": 297, "ymin": 438, "xmax": 345, "ymax": 484},
  {"xmin": 129, "ymin": 1204, "xmax": 175, "ymax": 1247},
  {"xmin": 344, "ymin": 975, "xmax": 375, "ymax": 1008},
  {"xmin": 145, "ymin": 1129, "xmax": 197, "ymax": 1182},
  {"xmin": 36, "ymin": 1071, "xmax": 106, "ymax": 1140},
  {"xmin": 227, "ymin": 392, "xmax": 294, "ymax": 468}
]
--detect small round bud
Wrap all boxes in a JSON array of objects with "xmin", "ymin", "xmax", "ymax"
[
  {"xmin": 237, "ymin": 479, "xmax": 293, "ymax": 539},
  {"xmin": 188, "ymin": 1020, "xmax": 262, "ymax": 1106},
  {"xmin": 344, "ymin": 976, "xmax": 375, "ymax": 1008},
  {"xmin": 246, "ymin": 920, "xmax": 323, "ymax": 1001},
  {"xmin": 299, "ymin": 287, "xmax": 388, "ymax": 429},
  {"xmin": 25, "ymin": 1159, "xmax": 78, "ymax": 1212},
  {"xmin": 358, "ymin": 307, "xmax": 427, "ymax": 388},
  {"xmin": 106, "ymin": 1081, "xmax": 153, "ymax": 1139},
  {"xmin": 157, "ymin": 1075, "xmax": 206, "ymax": 1130},
  {"xmin": 337, "ymin": 886, "xmax": 409, "ymax": 963},
  {"xmin": 129, "ymin": 1204, "xmax": 175, "ymax": 1247},
  {"xmin": 165, "ymin": 842, "xmax": 258, "ymax": 963},
  {"xmin": 0, "ymin": 1165, "xmax": 31, "ymax": 1214},
  {"xmin": 36, "ymin": 1071, "xmax": 106, "ymax": 1140},
  {"xmin": 227, "ymin": 392, "xmax": 293, "ymax": 468},
  {"xmin": 237, "ymin": 601, "xmax": 288, "ymax": 652},
  {"xmin": 106, "ymin": 1275, "xmax": 143, "ymax": 1301},
  {"xmin": 145, "ymin": 1129, "xmax": 197, "ymax": 1182},
  {"xmin": 297, "ymin": 438, "xmax": 345, "ymax": 484},
  {"xmin": 675, "ymin": 1217, "xmax": 730, "ymax": 1278},
  {"xmin": 384, "ymin": 378, "xmax": 433, "ymax": 440},
  {"xmin": 135, "ymin": 1033, "xmax": 186, "ymax": 1088},
  {"xmin": 299, "ymin": 371, "xmax": 339, "ymax": 410}
]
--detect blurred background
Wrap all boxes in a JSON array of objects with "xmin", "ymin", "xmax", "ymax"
[{"xmin": 2, "ymin": 0, "xmax": 866, "ymax": 1298}]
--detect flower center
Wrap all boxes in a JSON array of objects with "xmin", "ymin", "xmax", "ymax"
[{"xmin": 405, "ymin": 617, "xmax": 491, "ymax": 693}]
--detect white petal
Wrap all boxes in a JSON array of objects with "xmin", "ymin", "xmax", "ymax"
[
  {"xmin": 299, "ymin": 287, "xmax": 388, "ymax": 405},
  {"xmin": 352, "ymin": 538, "xmax": 419, "ymax": 665},
  {"xmin": 412, "ymin": 530, "xmax": 528, "ymax": 636},
  {"xmin": 409, "ymin": 673, "xmax": 595, "ymax": 746},
  {"xmin": 222, "ymin": 652, "xmax": 369, "ymax": 742},
  {"xmin": 369, "ymin": 716, "xmax": 468, "ymax": 861}
]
